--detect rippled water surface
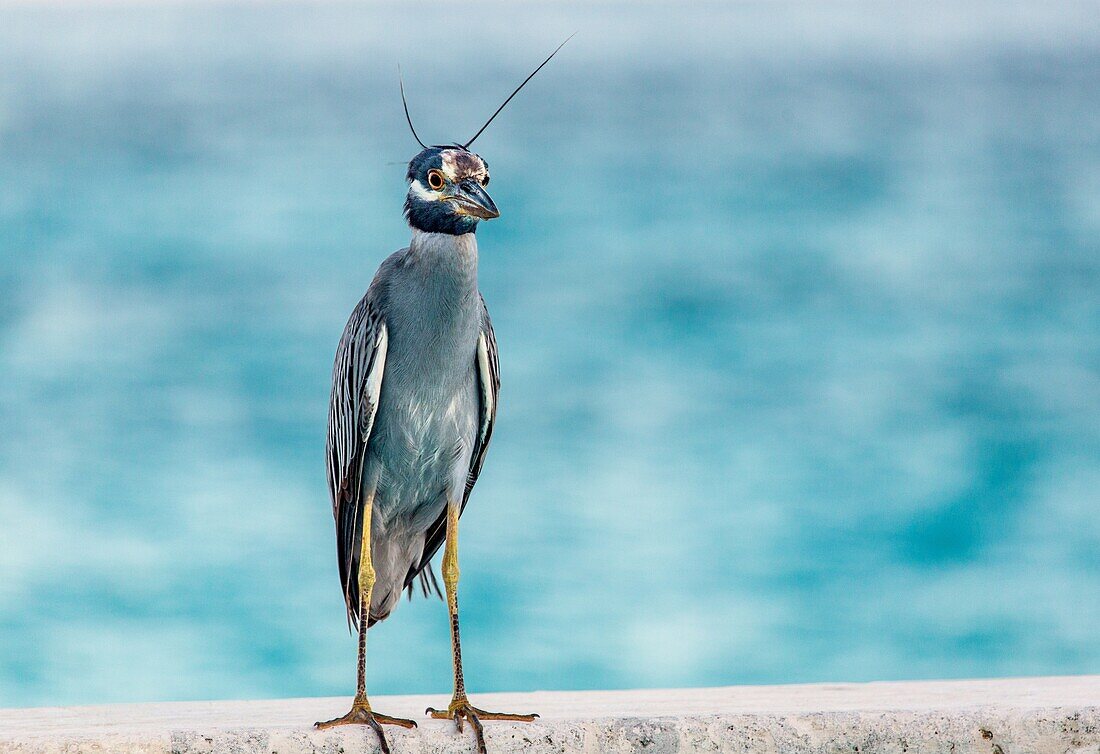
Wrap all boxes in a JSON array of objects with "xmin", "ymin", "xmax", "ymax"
[{"xmin": 0, "ymin": 1, "xmax": 1098, "ymax": 707}]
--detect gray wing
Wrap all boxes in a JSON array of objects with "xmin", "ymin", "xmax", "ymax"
[
  {"xmin": 404, "ymin": 296, "xmax": 500, "ymax": 597},
  {"xmin": 327, "ymin": 290, "xmax": 388, "ymax": 627}
]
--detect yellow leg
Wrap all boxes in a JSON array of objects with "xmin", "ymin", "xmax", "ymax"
[
  {"xmin": 426, "ymin": 502, "xmax": 538, "ymax": 754},
  {"xmin": 316, "ymin": 493, "xmax": 416, "ymax": 751}
]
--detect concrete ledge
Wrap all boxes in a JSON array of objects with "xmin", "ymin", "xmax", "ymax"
[{"xmin": 1, "ymin": 676, "xmax": 1098, "ymax": 753}]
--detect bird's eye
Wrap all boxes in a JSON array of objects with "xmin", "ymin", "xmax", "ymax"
[
  {"xmin": 481, "ymin": 175, "xmax": 490, "ymax": 187},
  {"xmin": 426, "ymin": 169, "xmax": 446, "ymax": 191}
]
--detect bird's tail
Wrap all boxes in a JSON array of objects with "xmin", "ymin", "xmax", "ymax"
[
  {"xmin": 345, "ymin": 534, "xmax": 440, "ymax": 631},
  {"xmin": 408, "ymin": 564, "xmax": 443, "ymax": 602}
]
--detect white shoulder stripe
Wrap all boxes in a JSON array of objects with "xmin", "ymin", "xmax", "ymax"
[
  {"xmin": 362, "ymin": 324, "xmax": 388, "ymax": 440},
  {"xmin": 476, "ymin": 331, "xmax": 494, "ymax": 441}
]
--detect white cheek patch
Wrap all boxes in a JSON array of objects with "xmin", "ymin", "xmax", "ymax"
[{"xmin": 409, "ymin": 179, "xmax": 438, "ymax": 201}]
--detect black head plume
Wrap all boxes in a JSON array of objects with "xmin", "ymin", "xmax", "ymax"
[
  {"xmin": 463, "ymin": 33, "xmax": 575, "ymax": 149},
  {"xmin": 398, "ymin": 65, "xmax": 428, "ymax": 150}
]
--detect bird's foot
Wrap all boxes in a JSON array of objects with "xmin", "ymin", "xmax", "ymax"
[
  {"xmin": 315, "ymin": 697, "xmax": 416, "ymax": 754},
  {"xmin": 426, "ymin": 696, "xmax": 539, "ymax": 754}
]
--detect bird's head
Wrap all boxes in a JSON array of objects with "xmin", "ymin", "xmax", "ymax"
[
  {"xmin": 396, "ymin": 35, "xmax": 571, "ymax": 237},
  {"xmin": 403, "ymin": 146, "xmax": 497, "ymax": 236}
]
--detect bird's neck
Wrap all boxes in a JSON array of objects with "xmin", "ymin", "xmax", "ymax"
[{"xmin": 407, "ymin": 229, "xmax": 480, "ymax": 302}]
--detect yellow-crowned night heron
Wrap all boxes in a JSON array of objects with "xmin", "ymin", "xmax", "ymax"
[{"xmin": 315, "ymin": 39, "xmax": 570, "ymax": 754}]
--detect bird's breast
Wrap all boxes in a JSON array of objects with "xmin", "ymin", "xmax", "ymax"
[
  {"xmin": 364, "ymin": 235, "xmax": 485, "ymax": 520},
  {"xmin": 366, "ymin": 309, "xmax": 481, "ymax": 521}
]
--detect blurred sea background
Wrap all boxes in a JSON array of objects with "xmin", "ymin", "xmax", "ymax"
[{"xmin": 0, "ymin": 1, "xmax": 1098, "ymax": 708}]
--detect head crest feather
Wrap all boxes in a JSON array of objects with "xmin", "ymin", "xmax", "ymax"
[
  {"xmin": 398, "ymin": 34, "xmax": 574, "ymax": 152},
  {"xmin": 463, "ymin": 33, "xmax": 575, "ymax": 149},
  {"xmin": 398, "ymin": 65, "xmax": 427, "ymax": 150}
]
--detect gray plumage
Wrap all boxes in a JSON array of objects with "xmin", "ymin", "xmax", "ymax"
[
  {"xmin": 327, "ymin": 229, "xmax": 499, "ymax": 628},
  {"xmin": 317, "ymin": 45, "xmax": 566, "ymax": 747}
]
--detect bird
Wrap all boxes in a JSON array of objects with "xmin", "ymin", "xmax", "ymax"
[{"xmin": 314, "ymin": 38, "xmax": 571, "ymax": 754}]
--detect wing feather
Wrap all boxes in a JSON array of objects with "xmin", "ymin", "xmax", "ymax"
[{"xmin": 327, "ymin": 292, "xmax": 388, "ymax": 627}]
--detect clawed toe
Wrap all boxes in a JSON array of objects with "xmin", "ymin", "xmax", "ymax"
[
  {"xmin": 372, "ymin": 712, "xmax": 418, "ymax": 728},
  {"xmin": 426, "ymin": 699, "xmax": 539, "ymax": 754},
  {"xmin": 315, "ymin": 702, "xmax": 416, "ymax": 754}
]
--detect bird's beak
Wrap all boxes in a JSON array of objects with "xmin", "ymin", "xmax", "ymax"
[{"xmin": 451, "ymin": 179, "xmax": 500, "ymax": 220}]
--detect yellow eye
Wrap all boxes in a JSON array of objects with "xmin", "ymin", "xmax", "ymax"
[{"xmin": 426, "ymin": 169, "xmax": 445, "ymax": 191}]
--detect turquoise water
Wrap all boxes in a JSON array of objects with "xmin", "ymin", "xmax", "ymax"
[{"xmin": 0, "ymin": 2, "xmax": 1098, "ymax": 708}]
